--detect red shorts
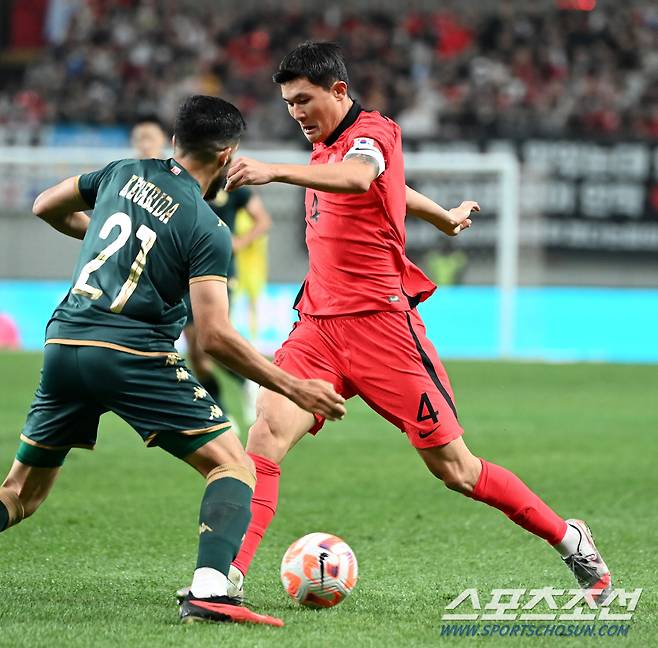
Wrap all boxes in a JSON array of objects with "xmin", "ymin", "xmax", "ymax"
[{"xmin": 273, "ymin": 309, "xmax": 463, "ymax": 449}]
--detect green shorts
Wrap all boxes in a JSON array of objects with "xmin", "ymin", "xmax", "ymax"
[{"xmin": 19, "ymin": 342, "xmax": 231, "ymax": 465}]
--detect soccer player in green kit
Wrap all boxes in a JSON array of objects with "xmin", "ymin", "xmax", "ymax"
[
  {"xmin": 0, "ymin": 95, "xmax": 345, "ymax": 627},
  {"xmin": 130, "ymin": 116, "xmax": 270, "ymax": 424}
]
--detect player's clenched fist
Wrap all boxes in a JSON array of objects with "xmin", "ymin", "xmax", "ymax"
[
  {"xmin": 225, "ymin": 157, "xmax": 276, "ymax": 192},
  {"xmin": 289, "ymin": 378, "xmax": 346, "ymax": 420}
]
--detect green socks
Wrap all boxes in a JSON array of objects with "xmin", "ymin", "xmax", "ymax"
[{"xmin": 196, "ymin": 467, "xmax": 254, "ymax": 574}]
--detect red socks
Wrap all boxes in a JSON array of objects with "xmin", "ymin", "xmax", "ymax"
[
  {"xmin": 232, "ymin": 455, "xmax": 566, "ymax": 576},
  {"xmin": 469, "ymin": 459, "xmax": 567, "ymax": 546},
  {"xmin": 232, "ymin": 452, "xmax": 281, "ymax": 576}
]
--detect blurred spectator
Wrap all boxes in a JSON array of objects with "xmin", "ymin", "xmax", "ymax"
[{"xmin": 0, "ymin": 2, "xmax": 657, "ymax": 141}]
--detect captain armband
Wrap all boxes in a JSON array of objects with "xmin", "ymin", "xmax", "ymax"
[{"xmin": 344, "ymin": 137, "xmax": 386, "ymax": 177}]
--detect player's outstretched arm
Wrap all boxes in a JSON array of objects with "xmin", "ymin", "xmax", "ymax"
[
  {"xmin": 32, "ymin": 176, "xmax": 91, "ymax": 240},
  {"xmin": 406, "ymin": 185, "xmax": 479, "ymax": 237},
  {"xmin": 232, "ymin": 194, "xmax": 272, "ymax": 252},
  {"xmin": 190, "ymin": 279, "xmax": 346, "ymax": 420},
  {"xmin": 225, "ymin": 157, "xmax": 377, "ymax": 194}
]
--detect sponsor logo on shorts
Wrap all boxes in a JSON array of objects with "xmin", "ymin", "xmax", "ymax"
[{"xmin": 418, "ymin": 425, "xmax": 440, "ymax": 439}]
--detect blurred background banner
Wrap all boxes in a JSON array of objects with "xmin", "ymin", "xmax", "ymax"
[
  {"xmin": 1, "ymin": 280, "xmax": 657, "ymax": 363},
  {"xmin": 0, "ymin": 0, "xmax": 656, "ymax": 362}
]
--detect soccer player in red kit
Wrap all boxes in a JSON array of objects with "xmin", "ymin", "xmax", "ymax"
[{"xmin": 219, "ymin": 42, "xmax": 612, "ymax": 606}]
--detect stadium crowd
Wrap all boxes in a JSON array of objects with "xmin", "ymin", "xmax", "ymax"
[{"xmin": 2, "ymin": 1, "xmax": 658, "ymax": 141}]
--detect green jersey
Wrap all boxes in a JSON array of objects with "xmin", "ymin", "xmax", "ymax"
[{"xmin": 46, "ymin": 158, "xmax": 232, "ymax": 352}]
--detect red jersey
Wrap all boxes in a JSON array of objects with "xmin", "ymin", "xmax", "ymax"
[{"xmin": 295, "ymin": 102, "xmax": 436, "ymax": 316}]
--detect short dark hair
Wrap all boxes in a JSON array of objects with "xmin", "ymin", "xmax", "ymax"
[
  {"xmin": 174, "ymin": 95, "xmax": 246, "ymax": 161},
  {"xmin": 273, "ymin": 41, "xmax": 349, "ymax": 89}
]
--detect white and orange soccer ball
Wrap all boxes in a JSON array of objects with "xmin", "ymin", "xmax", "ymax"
[{"xmin": 280, "ymin": 532, "xmax": 358, "ymax": 608}]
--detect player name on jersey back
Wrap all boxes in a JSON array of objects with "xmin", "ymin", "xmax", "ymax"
[
  {"xmin": 46, "ymin": 157, "xmax": 232, "ymax": 353},
  {"xmin": 118, "ymin": 174, "xmax": 180, "ymax": 224}
]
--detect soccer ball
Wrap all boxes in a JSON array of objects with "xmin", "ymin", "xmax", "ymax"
[{"xmin": 280, "ymin": 532, "xmax": 358, "ymax": 608}]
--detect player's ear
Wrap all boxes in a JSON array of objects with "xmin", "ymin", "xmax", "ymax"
[
  {"xmin": 171, "ymin": 134, "xmax": 176, "ymax": 152},
  {"xmin": 217, "ymin": 147, "xmax": 233, "ymax": 170},
  {"xmin": 332, "ymin": 81, "xmax": 349, "ymax": 101}
]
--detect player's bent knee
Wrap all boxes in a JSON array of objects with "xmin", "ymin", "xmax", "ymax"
[
  {"xmin": 246, "ymin": 390, "xmax": 313, "ymax": 462},
  {"xmin": 441, "ymin": 472, "xmax": 475, "ymax": 495},
  {"xmin": 2, "ymin": 460, "xmax": 60, "ymax": 521},
  {"xmin": 421, "ymin": 455, "xmax": 478, "ymax": 494},
  {"xmin": 20, "ymin": 498, "xmax": 42, "ymax": 519},
  {"xmin": 419, "ymin": 438, "xmax": 481, "ymax": 494},
  {"xmin": 246, "ymin": 415, "xmax": 286, "ymax": 462},
  {"xmin": 0, "ymin": 487, "xmax": 25, "ymax": 528},
  {"xmin": 184, "ymin": 430, "xmax": 251, "ymax": 478},
  {"xmin": 3, "ymin": 483, "xmax": 47, "ymax": 519},
  {"xmin": 432, "ymin": 460, "xmax": 480, "ymax": 494}
]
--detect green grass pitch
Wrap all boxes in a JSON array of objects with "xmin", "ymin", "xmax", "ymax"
[{"xmin": 0, "ymin": 352, "xmax": 656, "ymax": 647}]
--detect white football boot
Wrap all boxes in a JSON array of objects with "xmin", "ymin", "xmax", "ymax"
[{"xmin": 562, "ymin": 519, "xmax": 612, "ymax": 605}]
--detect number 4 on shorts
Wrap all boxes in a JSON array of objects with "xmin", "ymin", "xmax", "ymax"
[{"xmin": 417, "ymin": 392, "xmax": 439, "ymax": 424}]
